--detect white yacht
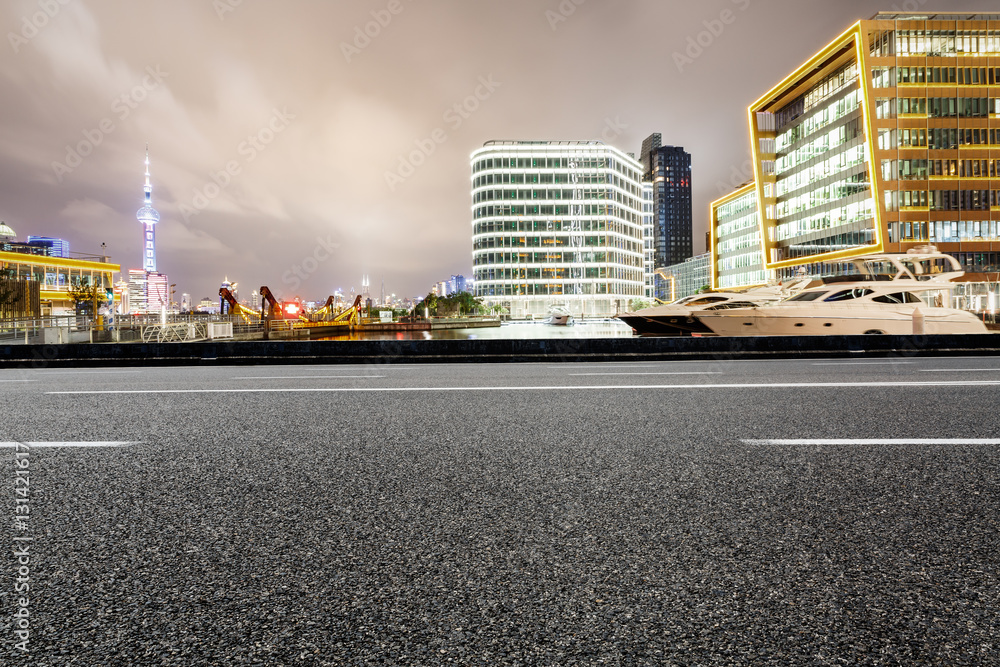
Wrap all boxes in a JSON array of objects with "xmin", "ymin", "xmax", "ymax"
[
  {"xmin": 696, "ymin": 280, "xmax": 987, "ymax": 336},
  {"xmin": 545, "ymin": 305, "xmax": 574, "ymax": 326},
  {"xmin": 617, "ymin": 281, "xmax": 809, "ymax": 336},
  {"xmin": 696, "ymin": 247, "xmax": 988, "ymax": 336}
]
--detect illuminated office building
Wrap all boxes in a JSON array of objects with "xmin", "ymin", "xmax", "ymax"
[
  {"xmin": 715, "ymin": 12, "xmax": 1000, "ymax": 285},
  {"xmin": 710, "ymin": 183, "xmax": 767, "ymax": 290},
  {"xmin": 471, "ymin": 141, "xmax": 647, "ymax": 318}
]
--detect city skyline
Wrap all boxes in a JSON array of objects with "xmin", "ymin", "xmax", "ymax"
[{"xmin": 3, "ymin": 0, "xmax": 997, "ymax": 301}]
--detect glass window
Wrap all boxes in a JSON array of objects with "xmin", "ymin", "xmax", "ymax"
[{"xmin": 824, "ymin": 288, "xmax": 874, "ymax": 301}]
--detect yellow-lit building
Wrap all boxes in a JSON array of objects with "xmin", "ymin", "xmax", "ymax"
[
  {"xmin": 713, "ymin": 11, "xmax": 1000, "ymax": 289},
  {"xmin": 0, "ymin": 227, "xmax": 120, "ymax": 315}
]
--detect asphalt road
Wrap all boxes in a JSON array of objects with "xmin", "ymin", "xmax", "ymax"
[{"xmin": 2, "ymin": 356, "xmax": 999, "ymax": 665}]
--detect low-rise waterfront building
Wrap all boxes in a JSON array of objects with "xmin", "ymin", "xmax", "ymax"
[
  {"xmin": 655, "ymin": 253, "xmax": 710, "ymax": 301},
  {"xmin": 0, "ymin": 223, "xmax": 119, "ymax": 316}
]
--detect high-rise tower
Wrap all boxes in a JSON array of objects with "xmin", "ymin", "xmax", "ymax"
[
  {"xmin": 639, "ymin": 134, "xmax": 693, "ymax": 286},
  {"xmin": 136, "ymin": 146, "xmax": 160, "ymax": 273}
]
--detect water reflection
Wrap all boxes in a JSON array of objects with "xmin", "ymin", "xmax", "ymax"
[{"xmin": 314, "ymin": 320, "xmax": 635, "ymax": 341}]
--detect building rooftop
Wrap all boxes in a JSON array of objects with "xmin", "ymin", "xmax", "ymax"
[{"xmin": 870, "ymin": 12, "xmax": 1000, "ymax": 21}]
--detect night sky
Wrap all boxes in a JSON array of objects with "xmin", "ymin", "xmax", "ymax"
[{"xmin": 2, "ymin": 0, "xmax": 994, "ymax": 303}]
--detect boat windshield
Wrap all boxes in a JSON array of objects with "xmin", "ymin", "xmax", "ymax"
[
  {"xmin": 682, "ymin": 296, "xmax": 730, "ymax": 306},
  {"xmin": 872, "ymin": 292, "xmax": 923, "ymax": 304},
  {"xmin": 824, "ymin": 288, "xmax": 875, "ymax": 301},
  {"xmin": 785, "ymin": 291, "xmax": 827, "ymax": 302}
]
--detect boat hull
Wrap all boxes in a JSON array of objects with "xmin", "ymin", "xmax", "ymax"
[
  {"xmin": 698, "ymin": 305, "xmax": 988, "ymax": 336},
  {"xmin": 617, "ymin": 314, "xmax": 714, "ymax": 336}
]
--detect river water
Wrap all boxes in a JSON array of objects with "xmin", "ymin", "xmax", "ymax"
[{"xmin": 315, "ymin": 320, "xmax": 636, "ymax": 341}]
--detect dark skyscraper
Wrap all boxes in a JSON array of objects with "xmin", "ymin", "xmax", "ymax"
[{"xmin": 639, "ymin": 134, "xmax": 692, "ymax": 298}]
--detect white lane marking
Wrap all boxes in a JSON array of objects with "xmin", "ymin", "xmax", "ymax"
[
  {"xmin": 921, "ymin": 368, "xmax": 1000, "ymax": 372},
  {"xmin": 0, "ymin": 379, "xmax": 34, "ymax": 383},
  {"xmin": 569, "ymin": 372, "xmax": 723, "ymax": 376},
  {"xmin": 744, "ymin": 438, "xmax": 1000, "ymax": 446},
  {"xmin": 0, "ymin": 441, "xmax": 136, "ymax": 448},
  {"xmin": 33, "ymin": 370, "xmax": 142, "ymax": 374},
  {"xmin": 547, "ymin": 365, "xmax": 662, "ymax": 369},
  {"xmin": 44, "ymin": 380, "xmax": 1000, "ymax": 395},
  {"xmin": 811, "ymin": 361, "xmax": 915, "ymax": 365},
  {"xmin": 233, "ymin": 375, "xmax": 386, "ymax": 380}
]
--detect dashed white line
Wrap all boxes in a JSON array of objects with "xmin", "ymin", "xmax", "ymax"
[
  {"xmin": 811, "ymin": 361, "xmax": 915, "ymax": 366},
  {"xmin": 568, "ymin": 372, "xmax": 723, "ymax": 376},
  {"xmin": 921, "ymin": 368, "xmax": 999, "ymax": 372},
  {"xmin": 232, "ymin": 375, "xmax": 386, "ymax": 380}
]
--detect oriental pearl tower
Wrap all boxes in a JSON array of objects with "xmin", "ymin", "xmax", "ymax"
[{"xmin": 136, "ymin": 145, "xmax": 160, "ymax": 273}]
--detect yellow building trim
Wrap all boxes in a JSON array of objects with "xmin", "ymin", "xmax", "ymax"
[
  {"xmin": 766, "ymin": 244, "xmax": 881, "ymax": 270},
  {"xmin": 0, "ymin": 250, "xmax": 120, "ymax": 273},
  {"xmin": 709, "ymin": 182, "xmax": 756, "ymax": 291},
  {"xmin": 855, "ymin": 24, "xmax": 886, "ymax": 255},
  {"xmin": 749, "ymin": 22, "xmax": 866, "ymax": 271}
]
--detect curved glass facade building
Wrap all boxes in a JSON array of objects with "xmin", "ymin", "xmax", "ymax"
[{"xmin": 471, "ymin": 141, "xmax": 646, "ymax": 318}]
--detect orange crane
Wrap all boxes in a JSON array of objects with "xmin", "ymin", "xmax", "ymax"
[
  {"xmin": 259, "ymin": 286, "xmax": 305, "ymax": 321},
  {"xmin": 219, "ymin": 287, "xmax": 261, "ymax": 323},
  {"xmin": 306, "ymin": 294, "xmax": 363, "ymax": 325}
]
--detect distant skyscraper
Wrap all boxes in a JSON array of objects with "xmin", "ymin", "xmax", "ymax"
[
  {"xmin": 136, "ymin": 146, "xmax": 160, "ymax": 273},
  {"xmin": 26, "ymin": 236, "xmax": 70, "ymax": 257},
  {"xmin": 639, "ymin": 134, "xmax": 692, "ymax": 298}
]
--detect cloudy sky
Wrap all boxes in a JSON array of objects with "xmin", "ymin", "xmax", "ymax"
[{"xmin": 2, "ymin": 0, "xmax": 994, "ymax": 302}]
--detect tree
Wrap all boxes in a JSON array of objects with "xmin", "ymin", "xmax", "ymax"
[
  {"xmin": 0, "ymin": 267, "xmax": 22, "ymax": 321},
  {"xmin": 629, "ymin": 298, "xmax": 653, "ymax": 312},
  {"xmin": 69, "ymin": 277, "xmax": 107, "ymax": 317}
]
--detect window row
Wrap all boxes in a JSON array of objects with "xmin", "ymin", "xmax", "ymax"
[
  {"xmin": 717, "ymin": 250, "xmax": 764, "ymax": 272},
  {"xmin": 776, "ymin": 150, "xmax": 868, "ymax": 199},
  {"xmin": 776, "ymin": 119, "xmax": 863, "ymax": 174},
  {"xmin": 886, "ymin": 159, "xmax": 1000, "ymax": 180},
  {"xmin": 473, "ymin": 234, "xmax": 643, "ymax": 255},
  {"xmin": 776, "ymin": 90, "xmax": 860, "ymax": 149},
  {"xmin": 473, "ymin": 156, "xmax": 641, "ymax": 183},
  {"xmin": 473, "ymin": 204, "xmax": 642, "ymax": 224},
  {"xmin": 776, "ymin": 172, "xmax": 870, "ymax": 218},
  {"xmin": 472, "ymin": 187, "xmax": 642, "ymax": 206},
  {"xmin": 473, "ymin": 250, "xmax": 646, "ymax": 267},
  {"xmin": 886, "ymin": 128, "xmax": 1000, "ymax": 150},
  {"xmin": 889, "ymin": 221, "xmax": 1000, "ymax": 245},
  {"xmin": 877, "ymin": 96, "xmax": 999, "ymax": 118},
  {"xmin": 773, "ymin": 229, "xmax": 877, "ymax": 262},
  {"xmin": 775, "ymin": 201, "xmax": 874, "ymax": 242},
  {"xmin": 875, "ymin": 66, "xmax": 1000, "ymax": 87},
  {"xmin": 716, "ymin": 212, "xmax": 759, "ymax": 239},
  {"xmin": 474, "ymin": 282, "xmax": 644, "ymax": 297},
  {"xmin": 886, "ymin": 189, "xmax": 1000, "ymax": 211},
  {"xmin": 886, "ymin": 30, "xmax": 1000, "ymax": 57}
]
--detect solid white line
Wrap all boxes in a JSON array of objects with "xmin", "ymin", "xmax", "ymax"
[
  {"xmin": 0, "ymin": 441, "xmax": 136, "ymax": 448},
  {"xmin": 44, "ymin": 380, "xmax": 1000, "ymax": 395},
  {"xmin": 569, "ymin": 372, "xmax": 723, "ymax": 376},
  {"xmin": 921, "ymin": 368, "xmax": 999, "ymax": 372},
  {"xmin": 743, "ymin": 438, "xmax": 1000, "ymax": 446},
  {"xmin": 0, "ymin": 379, "xmax": 34, "ymax": 383},
  {"xmin": 232, "ymin": 375, "xmax": 386, "ymax": 380}
]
